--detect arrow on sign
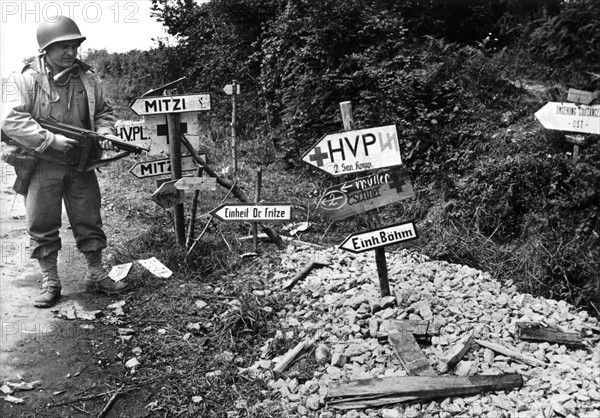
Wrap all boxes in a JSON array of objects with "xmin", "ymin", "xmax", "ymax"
[
  {"xmin": 129, "ymin": 155, "xmax": 205, "ymax": 179},
  {"xmin": 339, "ymin": 221, "xmax": 418, "ymax": 253},
  {"xmin": 151, "ymin": 180, "xmax": 184, "ymax": 209},
  {"xmin": 174, "ymin": 177, "xmax": 217, "ymax": 191},
  {"xmin": 302, "ymin": 125, "xmax": 402, "ymax": 176},
  {"xmin": 130, "ymin": 93, "xmax": 211, "ymax": 116},
  {"xmin": 223, "ymin": 84, "xmax": 241, "ymax": 95},
  {"xmin": 316, "ymin": 168, "xmax": 415, "ymax": 221},
  {"xmin": 211, "ymin": 204, "xmax": 292, "ymax": 223},
  {"xmin": 535, "ymin": 102, "xmax": 600, "ymax": 135}
]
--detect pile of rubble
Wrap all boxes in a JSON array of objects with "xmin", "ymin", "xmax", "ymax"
[{"xmin": 247, "ymin": 244, "xmax": 600, "ymax": 417}]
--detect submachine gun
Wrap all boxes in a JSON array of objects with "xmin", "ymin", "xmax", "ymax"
[{"xmin": 37, "ymin": 117, "xmax": 148, "ymax": 171}]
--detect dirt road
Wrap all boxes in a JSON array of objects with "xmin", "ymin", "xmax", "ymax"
[{"xmin": 1, "ymin": 166, "xmax": 121, "ymax": 416}]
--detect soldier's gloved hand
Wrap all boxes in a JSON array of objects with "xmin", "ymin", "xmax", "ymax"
[
  {"xmin": 100, "ymin": 134, "xmax": 121, "ymax": 151},
  {"xmin": 50, "ymin": 134, "xmax": 79, "ymax": 152}
]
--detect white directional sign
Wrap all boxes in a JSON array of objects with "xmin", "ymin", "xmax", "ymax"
[
  {"xmin": 174, "ymin": 177, "xmax": 217, "ymax": 191},
  {"xmin": 116, "ymin": 113, "xmax": 201, "ymax": 156},
  {"xmin": 211, "ymin": 204, "xmax": 292, "ymax": 223},
  {"xmin": 223, "ymin": 84, "xmax": 241, "ymax": 95},
  {"xmin": 130, "ymin": 93, "xmax": 211, "ymax": 116},
  {"xmin": 129, "ymin": 155, "xmax": 205, "ymax": 179},
  {"xmin": 339, "ymin": 221, "xmax": 418, "ymax": 253},
  {"xmin": 302, "ymin": 125, "xmax": 402, "ymax": 176},
  {"xmin": 535, "ymin": 102, "xmax": 600, "ymax": 135}
]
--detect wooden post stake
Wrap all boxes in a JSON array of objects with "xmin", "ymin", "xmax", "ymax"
[
  {"xmin": 231, "ymin": 80, "xmax": 238, "ymax": 177},
  {"xmin": 340, "ymin": 101, "xmax": 390, "ymax": 297},
  {"xmin": 167, "ymin": 112, "xmax": 185, "ymax": 246},
  {"xmin": 253, "ymin": 167, "xmax": 262, "ymax": 253},
  {"xmin": 186, "ymin": 165, "xmax": 204, "ymax": 248}
]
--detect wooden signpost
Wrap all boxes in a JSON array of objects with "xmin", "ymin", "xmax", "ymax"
[
  {"xmin": 535, "ymin": 87, "xmax": 599, "ymax": 162},
  {"xmin": 339, "ymin": 221, "xmax": 418, "ymax": 253},
  {"xmin": 303, "ymin": 101, "xmax": 416, "ymax": 297},
  {"xmin": 174, "ymin": 176, "xmax": 217, "ymax": 192},
  {"xmin": 129, "ymin": 80, "xmax": 212, "ymax": 246},
  {"xmin": 129, "ymin": 93, "xmax": 211, "ymax": 116},
  {"xmin": 224, "ymin": 80, "xmax": 241, "ymax": 176},
  {"xmin": 316, "ymin": 168, "xmax": 414, "ymax": 221},
  {"xmin": 302, "ymin": 124, "xmax": 401, "ymax": 176},
  {"xmin": 211, "ymin": 203, "xmax": 292, "ymax": 223},
  {"xmin": 535, "ymin": 102, "xmax": 600, "ymax": 135},
  {"xmin": 129, "ymin": 155, "xmax": 204, "ymax": 179}
]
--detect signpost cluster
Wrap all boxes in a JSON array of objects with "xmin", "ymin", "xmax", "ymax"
[
  {"xmin": 535, "ymin": 87, "xmax": 599, "ymax": 162},
  {"xmin": 303, "ymin": 101, "xmax": 417, "ymax": 297}
]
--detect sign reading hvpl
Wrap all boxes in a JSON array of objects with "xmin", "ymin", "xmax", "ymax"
[
  {"xmin": 130, "ymin": 93, "xmax": 211, "ymax": 116},
  {"xmin": 302, "ymin": 125, "xmax": 402, "ymax": 176},
  {"xmin": 339, "ymin": 221, "xmax": 418, "ymax": 253},
  {"xmin": 211, "ymin": 204, "xmax": 292, "ymax": 223},
  {"xmin": 535, "ymin": 102, "xmax": 600, "ymax": 135}
]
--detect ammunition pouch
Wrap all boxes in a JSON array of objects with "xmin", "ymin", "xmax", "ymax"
[{"xmin": 1, "ymin": 136, "xmax": 39, "ymax": 195}]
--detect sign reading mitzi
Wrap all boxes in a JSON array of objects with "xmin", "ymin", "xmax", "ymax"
[
  {"xmin": 302, "ymin": 125, "xmax": 401, "ymax": 176},
  {"xmin": 129, "ymin": 155, "xmax": 206, "ymax": 179},
  {"xmin": 317, "ymin": 168, "xmax": 415, "ymax": 221},
  {"xmin": 211, "ymin": 204, "xmax": 292, "ymax": 222},
  {"xmin": 130, "ymin": 93, "xmax": 211, "ymax": 116},
  {"xmin": 339, "ymin": 221, "xmax": 418, "ymax": 253}
]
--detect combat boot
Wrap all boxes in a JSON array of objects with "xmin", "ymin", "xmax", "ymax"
[
  {"xmin": 34, "ymin": 251, "xmax": 61, "ymax": 308},
  {"xmin": 82, "ymin": 250, "xmax": 128, "ymax": 295}
]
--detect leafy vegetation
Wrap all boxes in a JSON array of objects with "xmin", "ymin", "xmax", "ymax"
[{"xmin": 96, "ymin": 0, "xmax": 599, "ymax": 320}]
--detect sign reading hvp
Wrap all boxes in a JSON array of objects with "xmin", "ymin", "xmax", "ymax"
[
  {"xmin": 302, "ymin": 125, "xmax": 402, "ymax": 176},
  {"xmin": 130, "ymin": 93, "xmax": 211, "ymax": 116}
]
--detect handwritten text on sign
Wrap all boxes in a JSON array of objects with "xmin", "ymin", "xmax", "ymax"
[
  {"xmin": 535, "ymin": 102, "xmax": 600, "ymax": 135},
  {"xmin": 339, "ymin": 221, "xmax": 418, "ymax": 253},
  {"xmin": 130, "ymin": 93, "xmax": 211, "ymax": 116},
  {"xmin": 317, "ymin": 168, "xmax": 414, "ymax": 221},
  {"xmin": 211, "ymin": 204, "xmax": 292, "ymax": 223},
  {"xmin": 302, "ymin": 125, "xmax": 402, "ymax": 176}
]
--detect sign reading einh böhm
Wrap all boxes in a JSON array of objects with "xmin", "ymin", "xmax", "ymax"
[
  {"xmin": 302, "ymin": 125, "xmax": 402, "ymax": 176},
  {"xmin": 339, "ymin": 221, "xmax": 418, "ymax": 253}
]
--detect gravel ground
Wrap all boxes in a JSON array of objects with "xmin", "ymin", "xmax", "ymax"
[{"xmin": 250, "ymin": 244, "xmax": 600, "ymax": 418}]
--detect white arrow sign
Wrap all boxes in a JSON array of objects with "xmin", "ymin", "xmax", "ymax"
[
  {"xmin": 174, "ymin": 177, "xmax": 217, "ymax": 191},
  {"xmin": 535, "ymin": 102, "xmax": 600, "ymax": 135},
  {"xmin": 211, "ymin": 204, "xmax": 292, "ymax": 222},
  {"xmin": 130, "ymin": 93, "xmax": 211, "ymax": 116},
  {"xmin": 223, "ymin": 84, "xmax": 241, "ymax": 95},
  {"xmin": 339, "ymin": 221, "xmax": 418, "ymax": 253},
  {"xmin": 302, "ymin": 125, "xmax": 402, "ymax": 176},
  {"xmin": 129, "ymin": 155, "xmax": 205, "ymax": 179}
]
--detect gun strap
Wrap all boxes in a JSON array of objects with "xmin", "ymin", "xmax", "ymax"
[{"xmin": 85, "ymin": 152, "xmax": 131, "ymax": 171}]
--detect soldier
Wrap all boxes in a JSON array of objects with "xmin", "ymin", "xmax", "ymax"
[{"xmin": 1, "ymin": 16, "xmax": 128, "ymax": 308}]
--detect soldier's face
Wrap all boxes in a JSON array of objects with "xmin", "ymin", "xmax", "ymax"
[{"xmin": 45, "ymin": 40, "xmax": 81, "ymax": 71}]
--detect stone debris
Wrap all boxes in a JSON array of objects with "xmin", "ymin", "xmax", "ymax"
[{"xmin": 261, "ymin": 244, "xmax": 600, "ymax": 417}]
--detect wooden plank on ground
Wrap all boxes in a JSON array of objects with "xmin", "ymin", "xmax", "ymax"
[
  {"xmin": 326, "ymin": 373, "xmax": 523, "ymax": 401},
  {"xmin": 438, "ymin": 332, "xmax": 473, "ymax": 373},
  {"xmin": 475, "ymin": 339, "xmax": 546, "ymax": 368},
  {"xmin": 388, "ymin": 330, "xmax": 436, "ymax": 376},
  {"xmin": 515, "ymin": 322, "xmax": 585, "ymax": 348},
  {"xmin": 377, "ymin": 319, "xmax": 440, "ymax": 342}
]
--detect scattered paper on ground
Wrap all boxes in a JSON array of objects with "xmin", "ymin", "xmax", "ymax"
[
  {"xmin": 109, "ymin": 262, "xmax": 133, "ymax": 282},
  {"xmin": 138, "ymin": 257, "xmax": 173, "ymax": 278}
]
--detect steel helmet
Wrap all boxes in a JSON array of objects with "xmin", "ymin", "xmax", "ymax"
[{"xmin": 37, "ymin": 16, "xmax": 86, "ymax": 51}]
